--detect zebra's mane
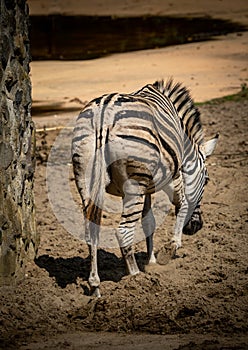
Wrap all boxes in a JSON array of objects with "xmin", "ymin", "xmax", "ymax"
[{"xmin": 153, "ymin": 79, "xmax": 204, "ymax": 145}]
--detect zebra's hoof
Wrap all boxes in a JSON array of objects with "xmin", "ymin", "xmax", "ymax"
[
  {"xmin": 183, "ymin": 212, "xmax": 203, "ymax": 235},
  {"xmin": 91, "ymin": 287, "xmax": 101, "ymax": 298},
  {"xmin": 156, "ymin": 242, "xmax": 178, "ymax": 265}
]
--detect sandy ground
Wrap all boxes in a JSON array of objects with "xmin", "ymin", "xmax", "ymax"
[
  {"xmin": 1, "ymin": 1, "xmax": 248, "ymax": 349},
  {"xmin": 31, "ymin": 31, "xmax": 248, "ymax": 122},
  {"xmin": 29, "ymin": 0, "xmax": 248, "ymax": 128},
  {"xmin": 1, "ymin": 88, "xmax": 248, "ymax": 350}
]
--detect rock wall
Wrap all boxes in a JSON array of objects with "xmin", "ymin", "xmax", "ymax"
[{"xmin": 0, "ymin": 0, "xmax": 38, "ymax": 285}]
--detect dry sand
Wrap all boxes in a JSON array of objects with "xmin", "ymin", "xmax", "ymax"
[{"xmin": 29, "ymin": 0, "xmax": 248, "ymax": 127}]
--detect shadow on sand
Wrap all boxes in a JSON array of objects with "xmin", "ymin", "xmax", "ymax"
[{"xmin": 35, "ymin": 249, "xmax": 148, "ymax": 292}]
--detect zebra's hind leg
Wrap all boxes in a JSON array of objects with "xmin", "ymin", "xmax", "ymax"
[
  {"xmin": 145, "ymin": 234, "xmax": 156, "ymax": 264},
  {"xmin": 86, "ymin": 222, "xmax": 101, "ymax": 297},
  {"xmin": 117, "ymin": 181, "xmax": 145, "ymax": 276},
  {"xmin": 120, "ymin": 245, "xmax": 139, "ymax": 276},
  {"xmin": 88, "ymin": 244, "xmax": 101, "ymax": 297},
  {"xmin": 142, "ymin": 194, "xmax": 156, "ymax": 265}
]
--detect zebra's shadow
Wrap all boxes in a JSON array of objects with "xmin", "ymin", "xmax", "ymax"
[{"xmin": 35, "ymin": 249, "xmax": 147, "ymax": 291}]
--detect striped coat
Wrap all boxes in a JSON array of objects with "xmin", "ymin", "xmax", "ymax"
[{"xmin": 72, "ymin": 79, "xmax": 218, "ymax": 296}]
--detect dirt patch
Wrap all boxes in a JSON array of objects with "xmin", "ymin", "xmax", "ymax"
[{"xmin": 0, "ymin": 94, "xmax": 248, "ymax": 349}]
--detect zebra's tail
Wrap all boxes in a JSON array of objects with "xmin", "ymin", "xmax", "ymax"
[{"xmin": 85, "ymin": 128, "xmax": 109, "ymax": 230}]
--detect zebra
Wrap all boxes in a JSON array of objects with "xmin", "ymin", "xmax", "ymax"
[{"xmin": 72, "ymin": 79, "xmax": 218, "ymax": 297}]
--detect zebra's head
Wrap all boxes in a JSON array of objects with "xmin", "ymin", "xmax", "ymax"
[{"xmin": 183, "ymin": 134, "xmax": 219, "ymax": 235}]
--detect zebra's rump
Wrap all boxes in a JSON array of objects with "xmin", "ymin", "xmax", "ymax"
[{"xmin": 103, "ymin": 103, "xmax": 182, "ymax": 196}]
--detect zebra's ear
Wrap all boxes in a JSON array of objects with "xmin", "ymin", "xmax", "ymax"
[{"xmin": 201, "ymin": 133, "xmax": 219, "ymax": 158}]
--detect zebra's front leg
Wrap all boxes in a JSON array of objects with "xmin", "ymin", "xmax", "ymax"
[
  {"xmin": 157, "ymin": 199, "xmax": 189, "ymax": 265},
  {"xmin": 170, "ymin": 173, "xmax": 188, "ymax": 256},
  {"xmin": 171, "ymin": 199, "xmax": 189, "ymax": 255}
]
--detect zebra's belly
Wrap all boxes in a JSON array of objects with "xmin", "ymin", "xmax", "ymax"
[
  {"xmin": 105, "ymin": 176, "xmax": 174, "ymax": 200},
  {"xmin": 105, "ymin": 129, "xmax": 178, "ymax": 197},
  {"xmin": 105, "ymin": 157, "xmax": 174, "ymax": 197}
]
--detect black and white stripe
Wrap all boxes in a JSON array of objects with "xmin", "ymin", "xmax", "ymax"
[{"xmin": 72, "ymin": 78, "xmax": 218, "ymax": 295}]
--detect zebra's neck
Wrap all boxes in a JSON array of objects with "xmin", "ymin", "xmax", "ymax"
[{"xmin": 152, "ymin": 79, "xmax": 205, "ymax": 147}]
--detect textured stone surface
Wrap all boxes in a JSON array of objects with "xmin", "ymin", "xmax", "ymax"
[{"xmin": 0, "ymin": 0, "xmax": 38, "ymax": 285}]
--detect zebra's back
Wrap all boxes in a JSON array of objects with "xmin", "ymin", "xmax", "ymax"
[{"xmin": 72, "ymin": 86, "xmax": 184, "ymax": 200}]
